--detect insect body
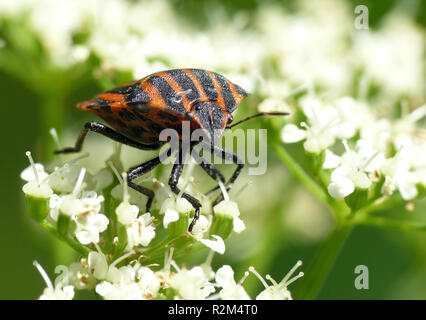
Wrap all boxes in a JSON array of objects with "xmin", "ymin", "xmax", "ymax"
[
  {"xmin": 56, "ymin": 69, "xmax": 249, "ymax": 232},
  {"xmin": 77, "ymin": 69, "xmax": 247, "ymax": 146}
]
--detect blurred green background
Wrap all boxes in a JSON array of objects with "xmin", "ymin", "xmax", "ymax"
[{"xmin": 0, "ymin": 0, "xmax": 425, "ymax": 299}]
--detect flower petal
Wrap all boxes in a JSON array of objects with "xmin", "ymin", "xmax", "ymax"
[
  {"xmin": 323, "ymin": 149, "xmax": 341, "ymax": 169},
  {"xmin": 163, "ymin": 209, "xmax": 179, "ymax": 229},
  {"xmin": 328, "ymin": 177, "xmax": 355, "ymax": 198},
  {"xmin": 215, "ymin": 265, "xmax": 236, "ymax": 288},
  {"xmin": 199, "ymin": 235, "xmax": 225, "ymax": 254},
  {"xmin": 281, "ymin": 124, "xmax": 306, "ymax": 143}
]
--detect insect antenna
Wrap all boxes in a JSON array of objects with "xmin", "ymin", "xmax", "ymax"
[{"xmin": 225, "ymin": 112, "xmax": 289, "ymax": 130}]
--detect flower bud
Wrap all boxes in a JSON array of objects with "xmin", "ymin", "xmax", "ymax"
[
  {"xmin": 57, "ymin": 195, "xmax": 82, "ymax": 235},
  {"xmin": 22, "ymin": 181, "xmax": 53, "ymax": 222},
  {"xmin": 160, "ymin": 197, "xmax": 192, "ymax": 215},
  {"xmin": 209, "ymin": 212, "xmax": 233, "ymax": 240},
  {"xmin": 210, "ymin": 200, "xmax": 245, "ymax": 239},
  {"xmin": 48, "ymin": 163, "xmax": 83, "ymax": 193},
  {"xmin": 116, "ymin": 202, "xmax": 138, "ymax": 226}
]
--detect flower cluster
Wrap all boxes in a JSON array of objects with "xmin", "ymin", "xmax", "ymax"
[
  {"xmin": 1, "ymin": 0, "xmax": 423, "ymax": 100},
  {"xmin": 22, "ymin": 147, "xmax": 302, "ymax": 300},
  {"xmin": 33, "ymin": 249, "xmax": 303, "ymax": 300},
  {"xmin": 281, "ymin": 96, "xmax": 426, "ymax": 208}
]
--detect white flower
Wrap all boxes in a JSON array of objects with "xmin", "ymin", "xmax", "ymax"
[
  {"xmin": 22, "ymin": 180, "xmax": 53, "ymax": 199},
  {"xmin": 213, "ymin": 182, "xmax": 246, "ymax": 234},
  {"xmin": 107, "ymin": 265, "xmax": 136, "ymax": 284},
  {"xmin": 74, "ymin": 212, "xmax": 109, "ymax": 245},
  {"xmin": 88, "ymin": 251, "xmax": 109, "ymax": 280},
  {"xmin": 48, "ymin": 162, "xmax": 84, "ymax": 193},
  {"xmin": 96, "ymin": 281, "xmax": 143, "ymax": 300},
  {"xmin": 88, "ymin": 249, "xmax": 136, "ymax": 282},
  {"xmin": 190, "ymin": 215, "xmax": 210, "ymax": 239},
  {"xmin": 67, "ymin": 260, "xmax": 96, "ymax": 290},
  {"xmin": 353, "ymin": 14, "xmax": 424, "ymax": 98},
  {"xmin": 331, "ymin": 97, "xmax": 371, "ymax": 139},
  {"xmin": 39, "ymin": 285, "xmax": 75, "ymax": 300},
  {"xmin": 199, "ymin": 235, "xmax": 226, "ymax": 254},
  {"xmin": 33, "ymin": 261, "xmax": 74, "ymax": 300},
  {"xmin": 170, "ymin": 264, "xmax": 215, "ymax": 300},
  {"xmin": 49, "ymin": 168, "xmax": 109, "ymax": 244},
  {"xmin": 126, "ymin": 213, "xmax": 156, "ymax": 249},
  {"xmin": 160, "ymin": 197, "xmax": 193, "ymax": 215},
  {"xmin": 281, "ymin": 98, "xmax": 339, "ymax": 153},
  {"xmin": 116, "ymin": 202, "xmax": 139, "ymax": 226},
  {"xmin": 326, "ymin": 140, "xmax": 381, "ymax": 198},
  {"xmin": 281, "ymin": 124, "xmax": 306, "ymax": 143},
  {"xmin": 21, "ymin": 152, "xmax": 53, "ymax": 198},
  {"xmin": 21, "ymin": 163, "xmax": 48, "ymax": 183},
  {"xmin": 91, "ymin": 252, "xmax": 158, "ymax": 300},
  {"xmin": 214, "ymin": 200, "xmax": 246, "ymax": 233},
  {"xmin": 215, "ymin": 265, "xmax": 250, "ymax": 300},
  {"xmin": 57, "ymin": 169, "xmax": 105, "ymax": 218},
  {"xmin": 114, "ymin": 172, "xmax": 142, "ymax": 226},
  {"xmin": 163, "ymin": 209, "xmax": 179, "ymax": 229},
  {"xmin": 323, "ymin": 149, "xmax": 342, "ymax": 169},
  {"xmin": 136, "ymin": 266, "xmax": 161, "ymax": 299},
  {"xmin": 249, "ymin": 260, "xmax": 303, "ymax": 300},
  {"xmin": 327, "ymin": 175, "xmax": 356, "ymax": 199},
  {"xmin": 380, "ymin": 154, "xmax": 419, "ymax": 200}
]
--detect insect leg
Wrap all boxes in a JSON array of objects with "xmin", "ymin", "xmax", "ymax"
[
  {"xmin": 168, "ymin": 149, "xmax": 202, "ymax": 233},
  {"xmin": 126, "ymin": 147, "xmax": 173, "ymax": 212},
  {"xmin": 200, "ymin": 143, "xmax": 244, "ymax": 206},
  {"xmin": 54, "ymin": 121, "xmax": 162, "ymax": 154},
  {"xmin": 191, "ymin": 148, "xmax": 226, "ymax": 184}
]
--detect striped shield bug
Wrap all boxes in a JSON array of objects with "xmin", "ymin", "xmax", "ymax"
[{"xmin": 56, "ymin": 68, "xmax": 287, "ymax": 231}]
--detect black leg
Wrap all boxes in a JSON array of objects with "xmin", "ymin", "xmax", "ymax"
[
  {"xmin": 199, "ymin": 143, "xmax": 244, "ymax": 206},
  {"xmin": 168, "ymin": 149, "xmax": 202, "ymax": 233},
  {"xmin": 54, "ymin": 121, "xmax": 162, "ymax": 154},
  {"xmin": 126, "ymin": 147, "xmax": 173, "ymax": 212},
  {"xmin": 191, "ymin": 148, "xmax": 226, "ymax": 184}
]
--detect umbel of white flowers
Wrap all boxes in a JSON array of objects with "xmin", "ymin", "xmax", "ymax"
[
  {"xmin": 22, "ymin": 144, "xmax": 303, "ymax": 300},
  {"xmin": 281, "ymin": 97, "xmax": 426, "ymax": 203},
  {"xmin": 32, "ymin": 253, "xmax": 304, "ymax": 300}
]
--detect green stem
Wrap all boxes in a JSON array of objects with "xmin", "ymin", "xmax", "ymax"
[
  {"xmin": 273, "ymin": 144, "xmax": 337, "ymax": 211},
  {"xmin": 361, "ymin": 196, "xmax": 406, "ymax": 215},
  {"xmin": 293, "ymin": 221, "xmax": 354, "ymax": 299},
  {"xmin": 40, "ymin": 221, "xmax": 90, "ymax": 257},
  {"xmin": 356, "ymin": 216, "xmax": 426, "ymax": 232}
]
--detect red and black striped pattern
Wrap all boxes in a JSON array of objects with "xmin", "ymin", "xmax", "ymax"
[{"xmin": 77, "ymin": 69, "xmax": 248, "ymax": 144}]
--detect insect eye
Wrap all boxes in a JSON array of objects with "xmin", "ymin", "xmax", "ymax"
[{"xmin": 227, "ymin": 114, "xmax": 234, "ymax": 124}]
